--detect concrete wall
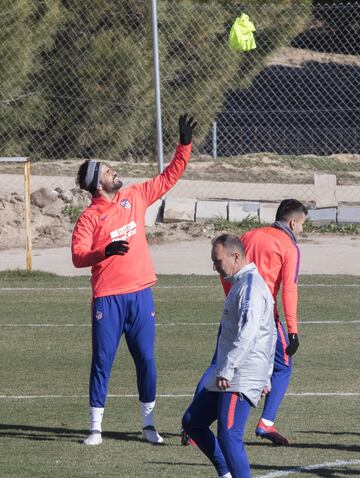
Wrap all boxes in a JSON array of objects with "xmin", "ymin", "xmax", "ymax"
[{"xmin": 163, "ymin": 198, "xmax": 360, "ymax": 225}]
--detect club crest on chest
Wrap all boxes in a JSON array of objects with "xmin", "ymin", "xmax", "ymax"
[{"xmin": 120, "ymin": 199, "xmax": 132, "ymax": 210}]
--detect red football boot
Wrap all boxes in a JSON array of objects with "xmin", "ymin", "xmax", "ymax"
[
  {"xmin": 255, "ymin": 418, "xmax": 290, "ymax": 446},
  {"xmin": 181, "ymin": 429, "xmax": 196, "ymax": 446}
]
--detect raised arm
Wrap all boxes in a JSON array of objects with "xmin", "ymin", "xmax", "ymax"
[{"xmin": 137, "ymin": 114, "xmax": 197, "ymax": 206}]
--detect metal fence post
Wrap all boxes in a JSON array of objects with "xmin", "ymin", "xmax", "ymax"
[
  {"xmin": 213, "ymin": 121, "xmax": 217, "ymax": 160},
  {"xmin": 151, "ymin": 0, "xmax": 164, "ymax": 173}
]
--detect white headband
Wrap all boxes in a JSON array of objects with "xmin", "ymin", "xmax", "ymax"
[{"xmin": 84, "ymin": 160, "xmax": 101, "ymax": 193}]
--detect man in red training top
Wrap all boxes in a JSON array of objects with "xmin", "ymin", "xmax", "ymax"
[
  {"xmin": 185, "ymin": 199, "xmax": 307, "ymax": 447},
  {"xmin": 72, "ymin": 115, "xmax": 196, "ymax": 446}
]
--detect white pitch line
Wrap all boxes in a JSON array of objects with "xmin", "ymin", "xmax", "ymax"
[
  {"xmin": 299, "ymin": 320, "xmax": 360, "ymax": 324},
  {"xmin": 160, "ymin": 320, "xmax": 360, "ymax": 326},
  {"xmin": 0, "ymin": 392, "xmax": 359, "ymax": 400},
  {"xmin": 0, "ymin": 394, "xmax": 192, "ymax": 399},
  {"xmin": 0, "ymin": 286, "xmax": 209, "ymax": 291},
  {"xmin": 306, "ymin": 285, "xmax": 360, "ymax": 287},
  {"xmin": 0, "ymin": 287, "xmax": 91, "ymax": 291},
  {"xmin": 299, "ymin": 284, "xmax": 360, "ymax": 287},
  {"xmin": 286, "ymin": 392, "xmax": 360, "ymax": 396},
  {"xmin": 0, "ymin": 323, "xmax": 90, "ymax": 327},
  {"xmin": 158, "ymin": 284, "xmax": 360, "ymax": 288},
  {"xmin": 1, "ymin": 320, "xmax": 360, "ymax": 327},
  {"xmin": 253, "ymin": 459, "xmax": 360, "ymax": 478},
  {"xmin": 0, "ymin": 283, "xmax": 360, "ymax": 292}
]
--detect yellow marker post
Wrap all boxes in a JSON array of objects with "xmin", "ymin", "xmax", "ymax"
[{"xmin": 24, "ymin": 158, "xmax": 32, "ymax": 272}]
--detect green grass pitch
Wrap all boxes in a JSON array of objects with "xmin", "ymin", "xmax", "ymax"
[{"xmin": 0, "ymin": 271, "xmax": 359, "ymax": 477}]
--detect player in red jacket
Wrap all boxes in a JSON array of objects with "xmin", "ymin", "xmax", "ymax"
[
  {"xmin": 183, "ymin": 199, "xmax": 307, "ymax": 447},
  {"xmin": 72, "ymin": 115, "xmax": 196, "ymax": 446}
]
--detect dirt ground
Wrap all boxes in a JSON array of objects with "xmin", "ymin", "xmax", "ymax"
[
  {"xmin": 1, "ymin": 234, "xmax": 360, "ymax": 276},
  {"xmin": 0, "ymin": 187, "xmax": 87, "ymax": 250},
  {"xmin": 1, "ymin": 185, "xmax": 360, "ymax": 276},
  {"xmin": 1, "ymin": 161, "xmax": 360, "ymax": 252},
  {"xmin": 0, "ymin": 187, "xmax": 224, "ymax": 250}
]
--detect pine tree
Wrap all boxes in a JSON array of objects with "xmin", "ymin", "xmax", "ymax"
[
  {"xmin": 0, "ymin": 0, "xmax": 63, "ymax": 156},
  {"xmin": 157, "ymin": 0, "xmax": 312, "ymax": 155},
  {"xmin": 34, "ymin": 0, "xmax": 154, "ymax": 159},
  {"xmin": 1, "ymin": 0, "xmax": 312, "ymax": 161}
]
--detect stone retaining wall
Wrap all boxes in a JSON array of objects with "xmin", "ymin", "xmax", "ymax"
[{"xmin": 146, "ymin": 198, "xmax": 360, "ymax": 227}]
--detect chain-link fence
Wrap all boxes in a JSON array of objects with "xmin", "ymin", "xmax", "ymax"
[{"xmin": 1, "ymin": 1, "xmax": 360, "ymax": 205}]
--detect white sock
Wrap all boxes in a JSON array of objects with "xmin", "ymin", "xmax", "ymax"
[
  {"xmin": 90, "ymin": 406, "xmax": 104, "ymax": 432},
  {"xmin": 262, "ymin": 418, "xmax": 274, "ymax": 426},
  {"xmin": 220, "ymin": 473, "xmax": 232, "ymax": 478},
  {"xmin": 140, "ymin": 401, "xmax": 156, "ymax": 428}
]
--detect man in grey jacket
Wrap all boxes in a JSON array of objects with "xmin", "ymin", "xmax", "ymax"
[{"xmin": 182, "ymin": 234, "xmax": 276, "ymax": 478}]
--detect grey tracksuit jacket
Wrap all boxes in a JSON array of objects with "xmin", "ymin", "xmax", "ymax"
[{"xmin": 205, "ymin": 262, "xmax": 277, "ymax": 407}]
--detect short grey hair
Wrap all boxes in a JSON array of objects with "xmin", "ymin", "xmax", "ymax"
[{"xmin": 212, "ymin": 233, "xmax": 245, "ymax": 257}]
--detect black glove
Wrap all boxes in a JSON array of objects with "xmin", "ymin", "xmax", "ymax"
[
  {"xmin": 105, "ymin": 240, "xmax": 129, "ymax": 257},
  {"xmin": 285, "ymin": 333, "xmax": 299, "ymax": 356},
  {"xmin": 179, "ymin": 114, "xmax": 197, "ymax": 146}
]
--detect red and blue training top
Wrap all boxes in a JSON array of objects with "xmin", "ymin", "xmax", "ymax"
[
  {"xmin": 221, "ymin": 226, "xmax": 301, "ymax": 334},
  {"xmin": 72, "ymin": 143, "xmax": 191, "ymax": 298}
]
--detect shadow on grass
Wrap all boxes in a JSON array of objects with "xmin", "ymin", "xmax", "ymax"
[
  {"xmin": 246, "ymin": 440, "xmax": 360, "ymax": 453},
  {"xmin": 142, "ymin": 460, "xmax": 360, "ymax": 477},
  {"xmin": 144, "ymin": 461, "xmax": 210, "ymax": 468},
  {"xmin": 252, "ymin": 463, "xmax": 360, "ymax": 477},
  {"xmin": 0, "ymin": 424, "xmax": 174, "ymax": 444},
  {"xmin": 298, "ymin": 430, "xmax": 360, "ymax": 438}
]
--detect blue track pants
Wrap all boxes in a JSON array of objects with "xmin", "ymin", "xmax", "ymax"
[
  {"xmin": 89, "ymin": 288, "xmax": 156, "ymax": 408},
  {"xmin": 262, "ymin": 320, "xmax": 292, "ymax": 422},
  {"xmin": 182, "ymin": 389, "xmax": 252, "ymax": 478}
]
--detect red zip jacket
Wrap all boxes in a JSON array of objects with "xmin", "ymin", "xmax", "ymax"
[
  {"xmin": 72, "ymin": 143, "xmax": 191, "ymax": 298},
  {"xmin": 221, "ymin": 226, "xmax": 301, "ymax": 334}
]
